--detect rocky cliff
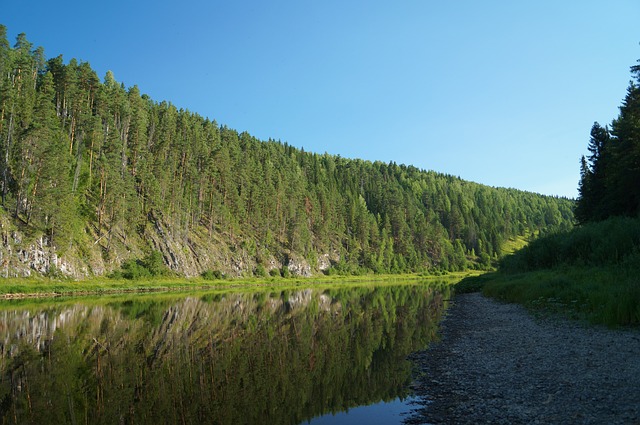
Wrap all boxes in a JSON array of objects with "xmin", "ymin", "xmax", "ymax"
[{"xmin": 0, "ymin": 211, "xmax": 337, "ymax": 279}]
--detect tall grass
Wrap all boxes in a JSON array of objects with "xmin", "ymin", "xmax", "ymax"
[
  {"xmin": 465, "ymin": 217, "xmax": 640, "ymax": 327},
  {"xmin": 475, "ymin": 267, "xmax": 640, "ymax": 326},
  {"xmin": 500, "ymin": 216, "xmax": 640, "ymax": 272}
]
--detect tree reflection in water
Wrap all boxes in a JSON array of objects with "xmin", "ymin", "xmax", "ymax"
[{"xmin": 0, "ymin": 282, "xmax": 450, "ymax": 424}]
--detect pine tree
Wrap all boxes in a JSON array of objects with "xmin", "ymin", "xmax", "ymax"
[
  {"xmin": 575, "ymin": 122, "xmax": 611, "ymax": 223},
  {"xmin": 576, "ymin": 59, "xmax": 640, "ymax": 223}
]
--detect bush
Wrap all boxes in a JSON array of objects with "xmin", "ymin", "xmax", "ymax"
[
  {"xmin": 325, "ymin": 261, "xmax": 369, "ymax": 276},
  {"xmin": 269, "ymin": 268, "xmax": 281, "ymax": 277},
  {"xmin": 142, "ymin": 250, "xmax": 167, "ymax": 276},
  {"xmin": 108, "ymin": 270, "xmax": 124, "ymax": 279},
  {"xmin": 254, "ymin": 264, "xmax": 267, "ymax": 277},
  {"xmin": 201, "ymin": 270, "xmax": 223, "ymax": 280},
  {"xmin": 116, "ymin": 250, "xmax": 171, "ymax": 280},
  {"xmin": 121, "ymin": 259, "xmax": 152, "ymax": 280},
  {"xmin": 281, "ymin": 266, "xmax": 291, "ymax": 278},
  {"xmin": 45, "ymin": 264, "xmax": 66, "ymax": 280}
]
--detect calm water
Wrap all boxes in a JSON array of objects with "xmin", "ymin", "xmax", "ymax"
[{"xmin": 0, "ymin": 282, "xmax": 450, "ymax": 424}]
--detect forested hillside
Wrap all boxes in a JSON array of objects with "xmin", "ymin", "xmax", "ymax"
[
  {"xmin": 468, "ymin": 57, "xmax": 640, "ymax": 326},
  {"xmin": 0, "ymin": 27, "xmax": 574, "ymax": 278}
]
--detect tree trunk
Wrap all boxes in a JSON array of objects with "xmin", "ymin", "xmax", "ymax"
[
  {"xmin": 26, "ymin": 160, "xmax": 43, "ymax": 225},
  {"xmin": 97, "ymin": 169, "xmax": 106, "ymax": 238},
  {"xmin": 72, "ymin": 136, "xmax": 82, "ymax": 193},
  {"xmin": 3, "ymin": 106, "xmax": 14, "ymax": 206},
  {"xmin": 68, "ymin": 116, "xmax": 76, "ymax": 155},
  {"xmin": 88, "ymin": 133, "xmax": 94, "ymax": 184}
]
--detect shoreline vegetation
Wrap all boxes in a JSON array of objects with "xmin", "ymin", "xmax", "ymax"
[
  {"xmin": 456, "ymin": 216, "xmax": 640, "ymax": 327},
  {"xmin": 0, "ymin": 270, "xmax": 480, "ymax": 299}
]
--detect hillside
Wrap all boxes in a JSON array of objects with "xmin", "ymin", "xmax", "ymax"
[
  {"xmin": 0, "ymin": 27, "xmax": 574, "ymax": 278},
  {"xmin": 464, "ymin": 56, "xmax": 640, "ymax": 326}
]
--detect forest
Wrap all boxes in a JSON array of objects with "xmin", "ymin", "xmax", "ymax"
[
  {"xmin": 575, "ymin": 60, "xmax": 640, "ymax": 223},
  {"xmin": 0, "ymin": 26, "xmax": 574, "ymax": 278},
  {"xmin": 465, "ymin": 57, "xmax": 640, "ymax": 326}
]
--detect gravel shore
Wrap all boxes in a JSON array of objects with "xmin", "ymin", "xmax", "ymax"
[{"xmin": 407, "ymin": 292, "xmax": 640, "ymax": 424}]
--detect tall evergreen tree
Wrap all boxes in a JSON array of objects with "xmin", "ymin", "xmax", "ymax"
[
  {"xmin": 575, "ymin": 122, "xmax": 611, "ymax": 223},
  {"xmin": 576, "ymin": 58, "xmax": 640, "ymax": 223}
]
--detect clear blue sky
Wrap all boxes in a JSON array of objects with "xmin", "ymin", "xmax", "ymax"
[{"xmin": 4, "ymin": 1, "xmax": 639, "ymax": 197}]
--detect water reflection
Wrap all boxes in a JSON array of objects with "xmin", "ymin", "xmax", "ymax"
[
  {"xmin": 305, "ymin": 396, "xmax": 418, "ymax": 424},
  {"xmin": 0, "ymin": 283, "xmax": 450, "ymax": 424}
]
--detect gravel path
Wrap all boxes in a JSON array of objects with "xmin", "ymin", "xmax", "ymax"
[{"xmin": 407, "ymin": 293, "xmax": 640, "ymax": 424}]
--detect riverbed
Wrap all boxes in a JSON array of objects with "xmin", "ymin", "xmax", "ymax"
[{"xmin": 407, "ymin": 292, "xmax": 640, "ymax": 424}]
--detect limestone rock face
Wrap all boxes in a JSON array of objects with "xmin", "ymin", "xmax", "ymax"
[
  {"xmin": 0, "ymin": 222, "xmax": 79, "ymax": 278},
  {"xmin": 0, "ymin": 212, "xmax": 337, "ymax": 279},
  {"xmin": 317, "ymin": 253, "xmax": 332, "ymax": 271},
  {"xmin": 286, "ymin": 255, "xmax": 312, "ymax": 277}
]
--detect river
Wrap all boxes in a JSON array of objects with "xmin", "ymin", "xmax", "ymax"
[{"xmin": 0, "ymin": 281, "xmax": 451, "ymax": 424}]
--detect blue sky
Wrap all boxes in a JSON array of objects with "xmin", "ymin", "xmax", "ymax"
[{"xmin": 4, "ymin": 1, "xmax": 639, "ymax": 197}]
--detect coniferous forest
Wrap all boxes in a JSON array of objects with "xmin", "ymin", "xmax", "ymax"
[
  {"xmin": 0, "ymin": 27, "xmax": 574, "ymax": 278},
  {"xmin": 466, "ymin": 57, "xmax": 640, "ymax": 326},
  {"xmin": 575, "ymin": 60, "xmax": 640, "ymax": 223}
]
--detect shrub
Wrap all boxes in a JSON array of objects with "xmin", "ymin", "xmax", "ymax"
[
  {"xmin": 325, "ymin": 261, "xmax": 369, "ymax": 276},
  {"xmin": 117, "ymin": 250, "xmax": 171, "ymax": 280},
  {"xmin": 201, "ymin": 270, "xmax": 223, "ymax": 280},
  {"xmin": 254, "ymin": 264, "xmax": 267, "ymax": 277},
  {"xmin": 269, "ymin": 268, "xmax": 281, "ymax": 277},
  {"xmin": 121, "ymin": 259, "xmax": 152, "ymax": 280},
  {"xmin": 142, "ymin": 250, "xmax": 168, "ymax": 276},
  {"xmin": 281, "ymin": 266, "xmax": 291, "ymax": 278}
]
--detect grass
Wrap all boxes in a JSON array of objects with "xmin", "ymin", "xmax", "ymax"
[
  {"xmin": 500, "ymin": 232, "xmax": 533, "ymax": 256},
  {"xmin": 500, "ymin": 216, "xmax": 640, "ymax": 272},
  {"xmin": 0, "ymin": 270, "xmax": 478, "ymax": 298},
  {"xmin": 456, "ymin": 266, "xmax": 640, "ymax": 327},
  {"xmin": 454, "ymin": 217, "xmax": 640, "ymax": 327}
]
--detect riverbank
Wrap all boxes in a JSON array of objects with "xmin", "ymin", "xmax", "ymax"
[
  {"xmin": 0, "ymin": 271, "xmax": 476, "ymax": 298},
  {"xmin": 480, "ymin": 216, "xmax": 640, "ymax": 326},
  {"xmin": 408, "ymin": 292, "xmax": 640, "ymax": 424}
]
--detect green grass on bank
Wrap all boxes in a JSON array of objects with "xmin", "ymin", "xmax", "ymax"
[
  {"xmin": 455, "ymin": 217, "xmax": 640, "ymax": 327},
  {"xmin": 0, "ymin": 271, "xmax": 479, "ymax": 298},
  {"xmin": 0, "ymin": 274, "xmax": 465, "ymax": 311},
  {"xmin": 457, "ymin": 267, "xmax": 640, "ymax": 327}
]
